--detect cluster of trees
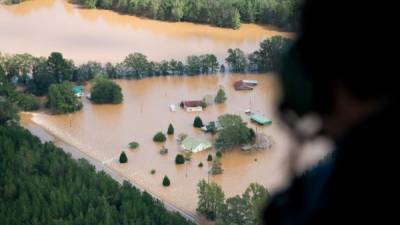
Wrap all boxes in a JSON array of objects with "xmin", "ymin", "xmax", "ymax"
[
  {"xmin": 78, "ymin": 0, "xmax": 300, "ymax": 30},
  {"xmin": 197, "ymin": 180, "xmax": 270, "ymax": 224},
  {"xmin": 0, "ymin": 123, "xmax": 194, "ymax": 225},
  {"xmin": 115, "ymin": 53, "xmax": 219, "ymax": 79},
  {"xmin": 48, "ymin": 82, "xmax": 83, "ymax": 114},
  {"xmin": 90, "ymin": 77, "xmax": 123, "ymax": 104},
  {"xmin": 214, "ymin": 114, "xmax": 255, "ymax": 151},
  {"xmin": 226, "ymin": 35, "xmax": 293, "ymax": 73}
]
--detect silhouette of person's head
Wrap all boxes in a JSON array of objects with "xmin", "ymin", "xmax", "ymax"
[{"xmin": 279, "ymin": 0, "xmax": 396, "ymax": 140}]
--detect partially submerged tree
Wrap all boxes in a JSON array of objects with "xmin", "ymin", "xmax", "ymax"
[
  {"xmin": 47, "ymin": 81, "xmax": 82, "ymax": 114},
  {"xmin": 90, "ymin": 77, "xmax": 123, "ymax": 104},
  {"xmin": 193, "ymin": 116, "xmax": 204, "ymax": 128},
  {"xmin": 210, "ymin": 158, "xmax": 223, "ymax": 175},
  {"xmin": 214, "ymin": 114, "xmax": 253, "ymax": 151},
  {"xmin": 167, "ymin": 123, "xmax": 174, "ymax": 135},
  {"xmin": 153, "ymin": 132, "xmax": 166, "ymax": 142},
  {"xmin": 119, "ymin": 151, "xmax": 128, "ymax": 163},
  {"xmin": 162, "ymin": 176, "xmax": 170, "ymax": 187},
  {"xmin": 175, "ymin": 154, "xmax": 185, "ymax": 164},
  {"xmin": 129, "ymin": 141, "xmax": 139, "ymax": 149},
  {"xmin": 214, "ymin": 88, "xmax": 227, "ymax": 103}
]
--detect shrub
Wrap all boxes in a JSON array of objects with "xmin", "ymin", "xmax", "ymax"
[
  {"xmin": 150, "ymin": 169, "xmax": 156, "ymax": 175},
  {"xmin": 175, "ymin": 154, "xmax": 185, "ymax": 164},
  {"xmin": 153, "ymin": 132, "xmax": 166, "ymax": 142},
  {"xmin": 198, "ymin": 162, "xmax": 203, "ymax": 168},
  {"xmin": 129, "ymin": 141, "xmax": 139, "ymax": 149},
  {"xmin": 207, "ymin": 154, "xmax": 213, "ymax": 162},
  {"xmin": 216, "ymin": 151, "xmax": 222, "ymax": 158},
  {"xmin": 193, "ymin": 116, "xmax": 203, "ymax": 128}
]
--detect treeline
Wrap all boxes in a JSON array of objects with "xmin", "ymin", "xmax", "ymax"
[
  {"xmin": 226, "ymin": 35, "xmax": 293, "ymax": 73},
  {"xmin": 78, "ymin": 0, "xmax": 300, "ymax": 30},
  {"xmin": 197, "ymin": 180, "xmax": 269, "ymax": 224},
  {"xmin": 0, "ymin": 36, "xmax": 291, "ymax": 111},
  {"xmin": 1, "ymin": 0, "xmax": 26, "ymax": 4},
  {"xmin": 0, "ymin": 122, "xmax": 194, "ymax": 225}
]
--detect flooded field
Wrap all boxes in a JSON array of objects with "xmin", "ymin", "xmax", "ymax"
[
  {"xmin": 20, "ymin": 74, "xmax": 329, "ymax": 219},
  {"xmin": 0, "ymin": 0, "xmax": 292, "ymax": 63}
]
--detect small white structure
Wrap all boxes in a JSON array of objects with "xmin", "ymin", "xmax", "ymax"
[
  {"xmin": 245, "ymin": 109, "xmax": 252, "ymax": 114},
  {"xmin": 169, "ymin": 104, "xmax": 177, "ymax": 112},
  {"xmin": 86, "ymin": 93, "xmax": 91, "ymax": 100},
  {"xmin": 242, "ymin": 80, "xmax": 258, "ymax": 86},
  {"xmin": 186, "ymin": 106, "xmax": 203, "ymax": 112}
]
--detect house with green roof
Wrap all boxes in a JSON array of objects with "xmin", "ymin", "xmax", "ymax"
[
  {"xmin": 181, "ymin": 136, "xmax": 212, "ymax": 153},
  {"xmin": 250, "ymin": 113, "xmax": 272, "ymax": 125}
]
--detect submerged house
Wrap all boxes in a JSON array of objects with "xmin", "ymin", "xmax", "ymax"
[
  {"xmin": 181, "ymin": 136, "xmax": 212, "ymax": 153},
  {"xmin": 234, "ymin": 80, "xmax": 254, "ymax": 90},
  {"xmin": 250, "ymin": 113, "xmax": 272, "ymax": 125},
  {"xmin": 180, "ymin": 100, "xmax": 204, "ymax": 112},
  {"xmin": 72, "ymin": 86, "xmax": 84, "ymax": 97}
]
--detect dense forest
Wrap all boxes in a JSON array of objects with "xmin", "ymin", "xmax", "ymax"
[
  {"xmin": 78, "ymin": 0, "xmax": 300, "ymax": 30},
  {"xmin": 0, "ymin": 117, "xmax": 194, "ymax": 225}
]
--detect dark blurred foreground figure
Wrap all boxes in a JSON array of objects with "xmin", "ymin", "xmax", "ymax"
[{"xmin": 264, "ymin": 0, "xmax": 398, "ymax": 224}]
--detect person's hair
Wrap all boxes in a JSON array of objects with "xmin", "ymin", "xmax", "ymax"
[{"xmin": 291, "ymin": 0, "xmax": 396, "ymax": 114}]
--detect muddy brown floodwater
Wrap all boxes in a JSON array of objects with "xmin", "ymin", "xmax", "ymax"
[
  {"xmin": 20, "ymin": 74, "xmax": 330, "ymax": 223},
  {"xmin": 0, "ymin": 0, "xmax": 292, "ymax": 63},
  {"xmin": 2, "ymin": 0, "xmax": 328, "ymax": 223}
]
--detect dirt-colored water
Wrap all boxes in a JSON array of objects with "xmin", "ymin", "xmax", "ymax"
[
  {"xmin": 0, "ymin": 0, "xmax": 292, "ymax": 63},
  {"xmin": 20, "ymin": 74, "xmax": 330, "ymax": 220}
]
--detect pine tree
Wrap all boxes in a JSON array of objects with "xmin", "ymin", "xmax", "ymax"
[
  {"xmin": 193, "ymin": 116, "xmax": 203, "ymax": 128},
  {"xmin": 162, "ymin": 176, "xmax": 171, "ymax": 187},
  {"xmin": 214, "ymin": 88, "xmax": 227, "ymax": 103},
  {"xmin": 119, "ymin": 151, "xmax": 128, "ymax": 163},
  {"xmin": 167, "ymin": 123, "xmax": 174, "ymax": 135}
]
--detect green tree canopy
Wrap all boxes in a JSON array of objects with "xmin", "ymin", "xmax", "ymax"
[
  {"xmin": 214, "ymin": 114, "xmax": 252, "ymax": 151},
  {"xmin": 215, "ymin": 88, "xmax": 227, "ymax": 103},
  {"xmin": 193, "ymin": 116, "xmax": 204, "ymax": 128},
  {"xmin": 163, "ymin": 175, "xmax": 171, "ymax": 186},
  {"xmin": 153, "ymin": 131, "xmax": 167, "ymax": 142},
  {"xmin": 167, "ymin": 123, "xmax": 174, "ymax": 135},
  {"xmin": 175, "ymin": 154, "xmax": 185, "ymax": 164},
  {"xmin": 196, "ymin": 180, "xmax": 225, "ymax": 220},
  {"xmin": 90, "ymin": 77, "xmax": 123, "ymax": 104},
  {"xmin": 119, "ymin": 151, "xmax": 128, "ymax": 163},
  {"xmin": 225, "ymin": 48, "xmax": 248, "ymax": 72},
  {"xmin": 47, "ymin": 81, "xmax": 82, "ymax": 114}
]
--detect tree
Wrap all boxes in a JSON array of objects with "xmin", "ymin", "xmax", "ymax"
[
  {"xmin": 0, "ymin": 99, "xmax": 19, "ymax": 124},
  {"xmin": 123, "ymin": 53, "xmax": 150, "ymax": 79},
  {"xmin": 193, "ymin": 116, "xmax": 203, "ymax": 128},
  {"xmin": 217, "ymin": 183, "xmax": 270, "ymax": 225},
  {"xmin": 250, "ymin": 36, "xmax": 293, "ymax": 72},
  {"xmin": 216, "ymin": 151, "xmax": 222, "ymax": 158},
  {"xmin": 207, "ymin": 154, "xmax": 213, "ymax": 162},
  {"xmin": 198, "ymin": 162, "xmax": 203, "ymax": 167},
  {"xmin": 162, "ymin": 176, "xmax": 171, "ymax": 186},
  {"xmin": 47, "ymin": 52, "xmax": 73, "ymax": 83},
  {"xmin": 47, "ymin": 82, "xmax": 82, "ymax": 114},
  {"xmin": 226, "ymin": 48, "xmax": 248, "ymax": 72},
  {"xmin": 196, "ymin": 180, "xmax": 225, "ymax": 220},
  {"xmin": 210, "ymin": 158, "xmax": 223, "ymax": 175},
  {"xmin": 119, "ymin": 151, "xmax": 128, "ymax": 163},
  {"xmin": 90, "ymin": 77, "xmax": 123, "ymax": 104},
  {"xmin": 31, "ymin": 60, "xmax": 56, "ymax": 96},
  {"xmin": 214, "ymin": 88, "xmax": 227, "ymax": 103},
  {"xmin": 153, "ymin": 132, "xmax": 166, "ymax": 142},
  {"xmin": 175, "ymin": 154, "xmax": 185, "ymax": 164},
  {"xmin": 167, "ymin": 123, "xmax": 174, "ymax": 135},
  {"xmin": 0, "ymin": 125, "xmax": 193, "ymax": 225},
  {"xmin": 214, "ymin": 114, "xmax": 252, "ymax": 151},
  {"xmin": 206, "ymin": 121, "xmax": 217, "ymax": 134}
]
